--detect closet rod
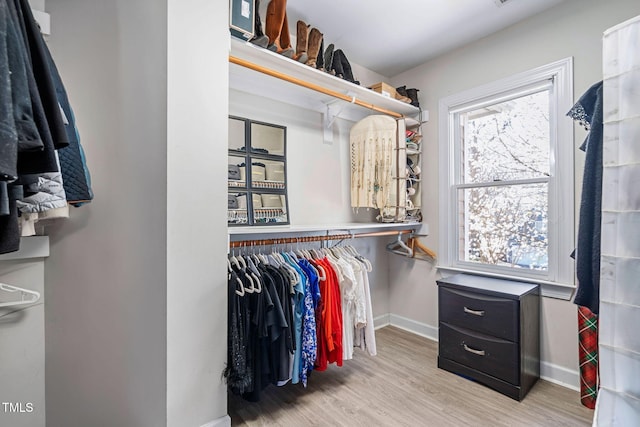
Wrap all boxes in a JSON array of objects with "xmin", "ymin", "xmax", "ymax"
[
  {"xmin": 229, "ymin": 229, "xmax": 412, "ymax": 248},
  {"xmin": 229, "ymin": 55, "xmax": 404, "ymax": 119}
]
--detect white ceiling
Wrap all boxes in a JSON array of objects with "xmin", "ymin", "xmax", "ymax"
[{"xmin": 283, "ymin": 0, "xmax": 566, "ymax": 77}]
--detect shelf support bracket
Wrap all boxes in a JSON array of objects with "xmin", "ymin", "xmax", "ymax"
[{"xmin": 322, "ymin": 94, "xmax": 356, "ymax": 144}]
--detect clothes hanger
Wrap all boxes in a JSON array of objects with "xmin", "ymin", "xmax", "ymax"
[
  {"xmin": 409, "ymin": 235, "xmax": 437, "ymax": 261},
  {"xmin": 354, "ymin": 251, "xmax": 373, "ymax": 272},
  {"xmin": 0, "ymin": 283, "xmax": 41, "ymax": 308},
  {"xmin": 386, "ymin": 233, "xmax": 413, "ymax": 257},
  {"xmin": 280, "ymin": 252, "xmax": 301, "ymax": 286},
  {"xmin": 244, "ymin": 242, "xmax": 262, "ymax": 277},
  {"xmin": 228, "ymin": 271, "xmax": 245, "ymax": 296}
]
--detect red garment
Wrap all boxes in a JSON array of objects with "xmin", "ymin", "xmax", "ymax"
[
  {"xmin": 311, "ymin": 258, "xmax": 328, "ymax": 371},
  {"xmin": 321, "ymin": 258, "xmax": 343, "ymax": 367},
  {"xmin": 312, "ymin": 258, "xmax": 343, "ymax": 370}
]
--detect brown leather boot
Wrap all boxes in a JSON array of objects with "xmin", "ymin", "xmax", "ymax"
[
  {"xmin": 265, "ymin": 0, "xmax": 294, "ymax": 58},
  {"xmin": 294, "ymin": 20, "xmax": 309, "ymax": 63},
  {"xmin": 305, "ymin": 28, "xmax": 323, "ymax": 67}
]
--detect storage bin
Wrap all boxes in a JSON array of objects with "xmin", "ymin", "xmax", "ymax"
[
  {"xmin": 266, "ymin": 163, "xmax": 285, "ymax": 182},
  {"xmin": 239, "ymin": 163, "xmax": 266, "ymax": 181},
  {"xmin": 236, "ymin": 194, "xmax": 262, "ymax": 209},
  {"xmin": 369, "ymin": 82, "xmax": 398, "ymax": 98},
  {"xmin": 228, "ymin": 194, "xmax": 238, "ymax": 209},
  {"xmin": 261, "ymin": 194, "xmax": 282, "ymax": 208}
]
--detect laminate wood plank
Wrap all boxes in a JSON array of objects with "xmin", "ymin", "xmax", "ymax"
[{"xmin": 228, "ymin": 326, "xmax": 593, "ymax": 426}]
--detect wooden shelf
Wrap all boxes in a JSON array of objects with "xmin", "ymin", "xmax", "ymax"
[{"xmin": 229, "ymin": 37, "xmax": 420, "ymax": 123}]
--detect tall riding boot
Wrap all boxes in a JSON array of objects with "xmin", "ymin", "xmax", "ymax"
[
  {"xmin": 337, "ymin": 49, "xmax": 359, "ymax": 85},
  {"xmin": 294, "ymin": 20, "xmax": 309, "ymax": 63},
  {"xmin": 265, "ymin": 0, "xmax": 294, "ymax": 58},
  {"xmin": 331, "ymin": 49, "xmax": 345, "ymax": 79},
  {"xmin": 324, "ymin": 43, "xmax": 335, "ymax": 74},
  {"xmin": 305, "ymin": 28, "xmax": 323, "ymax": 68},
  {"xmin": 250, "ymin": 0, "xmax": 269, "ymax": 48}
]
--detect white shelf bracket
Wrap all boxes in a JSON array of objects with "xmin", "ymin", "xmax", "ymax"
[{"xmin": 322, "ymin": 93, "xmax": 356, "ymax": 144}]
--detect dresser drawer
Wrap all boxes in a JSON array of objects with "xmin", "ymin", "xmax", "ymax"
[
  {"xmin": 439, "ymin": 286, "xmax": 519, "ymax": 341},
  {"xmin": 439, "ymin": 322, "xmax": 519, "ymax": 385}
]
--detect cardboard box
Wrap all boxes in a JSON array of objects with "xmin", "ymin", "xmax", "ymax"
[
  {"xmin": 229, "ymin": 0, "xmax": 255, "ymax": 40},
  {"xmin": 369, "ymin": 82, "xmax": 398, "ymax": 99}
]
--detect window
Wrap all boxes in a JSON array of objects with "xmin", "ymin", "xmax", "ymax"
[{"xmin": 439, "ymin": 59, "xmax": 574, "ymax": 295}]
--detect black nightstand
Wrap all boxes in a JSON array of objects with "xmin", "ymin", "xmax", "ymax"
[{"xmin": 437, "ymin": 274, "xmax": 540, "ymax": 401}]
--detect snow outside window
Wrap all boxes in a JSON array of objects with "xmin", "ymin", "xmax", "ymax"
[{"xmin": 438, "ymin": 59, "xmax": 575, "ymax": 296}]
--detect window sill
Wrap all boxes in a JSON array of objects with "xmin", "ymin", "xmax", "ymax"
[{"xmin": 436, "ymin": 265, "xmax": 576, "ymax": 300}]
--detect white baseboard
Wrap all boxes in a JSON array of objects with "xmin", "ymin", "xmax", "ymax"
[
  {"xmin": 374, "ymin": 313, "xmax": 439, "ymax": 341},
  {"xmin": 373, "ymin": 313, "xmax": 390, "ymax": 330},
  {"xmin": 200, "ymin": 415, "xmax": 231, "ymax": 427},
  {"xmin": 374, "ymin": 312, "xmax": 580, "ymax": 392},
  {"xmin": 540, "ymin": 361, "xmax": 580, "ymax": 391}
]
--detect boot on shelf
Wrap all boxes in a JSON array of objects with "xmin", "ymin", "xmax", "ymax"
[
  {"xmin": 331, "ymin": 49, "xmax": 345, "ymax": 79},
  {"xmin": 331, "ymin": 49, "xmax": 359, "ymax": 85},
  {"xmin": 305, "ymin": 28, "xmax": 323, "ymax": 68},
  {"xmin": 323, "ymin": 43, "xmax": 335, "ymax": 74},
  {"xmin": 249, "ymin": 0, "xmax": 269, "ymax": 48},
  {"xmin": 316, "ymin": 38, "xmax": 324, "ymax": 70},
  {"xmin": 265, "ymin": 0, "xmax": 294, "ymax": 58},
  {"xmin": 396, "ymin": 85, "xmax": 408, "ymax": 97},
  {"xmin": 406, "ymin": 88, "xmax": 420, "ymax": 107},
  {"xmin": 294, "ymin": 20, "xmax": 309, "ymax": 63}
]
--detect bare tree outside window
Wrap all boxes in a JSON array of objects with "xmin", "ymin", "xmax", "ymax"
[{"xmin": 458, "ymin": 91, "xmax": 550, "ymax": 270}]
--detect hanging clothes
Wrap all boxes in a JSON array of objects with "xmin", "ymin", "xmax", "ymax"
[
  {"xmin": 0, "ymin": 0, "xmax": 93, "ymax": 254},
  {"xmin": 568, "ymin": 81, "xmax": 604, "ymax": 314},
  {"xmin": 224, "ymin": 242, "xmax": 377, "ymax": 402},
  {"xmin": 567, "ymin": 81, "xmax": 604, "ymax": 410}
]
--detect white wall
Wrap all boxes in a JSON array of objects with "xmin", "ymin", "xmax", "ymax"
[
  {"xmin": 27, "ymin": 0, "xmax": 46, "ymax": 11},
  {"xmin": 166, "ymin": 0, "xmax": 229, "ymax": 426},
  {"xmin": 45, "ymin": 1, "xmax": 168, "ymax": 425},
  {"xmin": 388, "ymin": 0, "xmax": 640, "ymax": 387},
  {"xmin": 45, "ymin": 0, "xmax": 231, "ymax": 425},
  {"xmin": 0, "ymin": 255, "xmax": 46, "ymax": 427}
]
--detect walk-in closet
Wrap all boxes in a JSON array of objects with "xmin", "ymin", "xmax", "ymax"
[{"xmin": 1, "ymin": 0, "xmax": 640, "ymax": 426}]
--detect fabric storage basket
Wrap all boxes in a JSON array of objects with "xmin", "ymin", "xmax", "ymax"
[
  {"xmin": 236, "ymin": 194, "xmax": 262, "ymax": 209},
  {"xmin": 228, "ymin": 164, "xmax": 241, "ymax": 180},
  {"xmin": 261, "ymin": 194, "xmax": 282, "ymax": 208},
  {"xmin": 239, "ymin": 163, "xmax": 266, "ymax": 181},
  {"xmin": 265, "ymin": 164, "xmax": 285, "ymax": 182},
  {"xmin": 228, "ymin": 194, "xmax": 239, "ymax": 209}
]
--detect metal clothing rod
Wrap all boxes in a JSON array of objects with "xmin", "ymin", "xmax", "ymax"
[
  {"xmin": 229, "ymin": 229, "xmax": 412, "ymax": 248},
  {"xmin": 229, "ymin": 55, "xmax": 404, "ymax": 119}
]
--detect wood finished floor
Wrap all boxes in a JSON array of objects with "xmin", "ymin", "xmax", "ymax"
[{"xmin": 228, "ymin": 326, "xmax": 594, "ymax": 426}]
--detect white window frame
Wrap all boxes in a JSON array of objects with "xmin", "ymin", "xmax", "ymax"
[{"xmin": 438, "ymin": 58, "xmax": 575, "ymax": 299}]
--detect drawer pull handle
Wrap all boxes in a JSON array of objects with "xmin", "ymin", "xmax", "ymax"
[
  {"xmin": 463, "ymin": 344, "xmax": 485, "ymax": 356},
  {"xmin": 463, "ymin": 306, "xmax": 485, "ymax": 316}
]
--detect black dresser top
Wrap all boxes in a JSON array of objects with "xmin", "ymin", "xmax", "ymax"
[{"xmin": 437, "ymin": 274, "xmax": 539, "ymax": 299}]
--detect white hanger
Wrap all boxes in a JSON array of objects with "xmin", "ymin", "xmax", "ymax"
[
  {"xmin": 228, "ymin": 272, "xmax": 245, "ymax": 296},
  {"xmin": 386, "ymin": 233, "xmax": 413, "ymax": 257},
  {"xmin": 0, "ymin": 283, "xmax": 41, "ymax": 308}
]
